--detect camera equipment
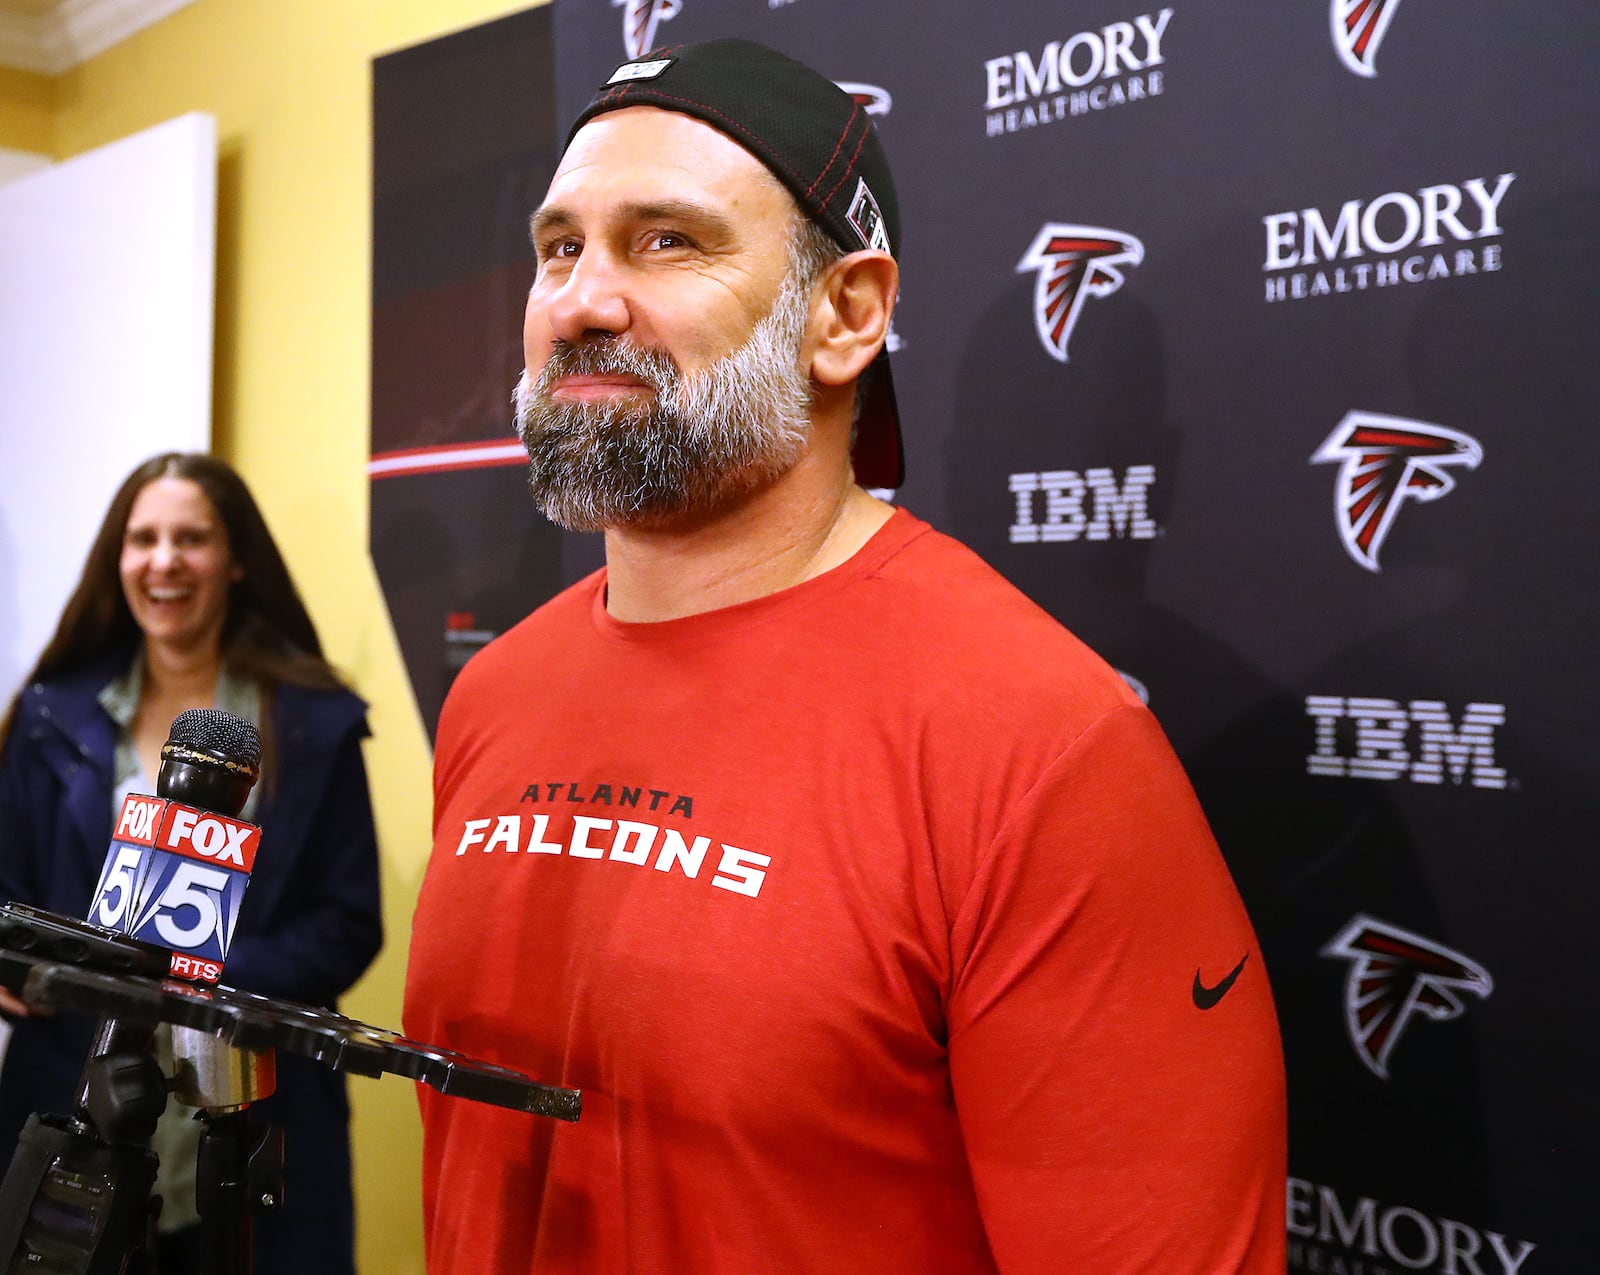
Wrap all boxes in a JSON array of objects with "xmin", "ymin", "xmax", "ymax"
[{"xmin": 0, "ymin": 711, "xmax": 578, "ymax": 1274}]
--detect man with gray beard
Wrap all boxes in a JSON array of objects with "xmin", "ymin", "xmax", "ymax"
[
  {"xmin": 511, "ymin": 234, "xmax": 824, "ymax": 531},
  {"xmin": 404, "ymin": 37, "xmax": 1287, "ymax": 1275}
]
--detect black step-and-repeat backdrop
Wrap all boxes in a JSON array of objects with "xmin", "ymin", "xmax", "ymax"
[{"xmin": 373, "ymin": 3, "xmax": 1598, "ymax": 1267}]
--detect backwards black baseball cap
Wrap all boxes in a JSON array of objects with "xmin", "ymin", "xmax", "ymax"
[{"xmin": 566, "ymin": 38, "xmax": 905, "ymax": 489}]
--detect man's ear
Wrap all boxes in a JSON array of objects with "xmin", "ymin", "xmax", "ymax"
[{"xmin": 808, "ymin": 251, "xmax": 899, "ymax": 388}]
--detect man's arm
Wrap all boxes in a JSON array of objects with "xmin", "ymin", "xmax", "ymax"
[{"xmin": 948, "ymin": 704, "xmax": 1287, "ymax": 1273}]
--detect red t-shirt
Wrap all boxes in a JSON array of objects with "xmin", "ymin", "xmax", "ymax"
[{"xmin": 404, "ymin": 509, "xmax": 1286, "ymax": 1272}]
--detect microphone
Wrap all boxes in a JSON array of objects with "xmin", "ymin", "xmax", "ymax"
[
  {"xmin": 86, "ymin": 709, "xmax": 263, "ymax": 985},
  {"xmin": 0, "ymin": 710, "xmax": 576, "ymax": 1275},
  {"xmin": 155, "ymin": 707, "xmax": 261, "ymax": 817},
  {"xmin": 0, "ymin": 710, "xmax": 265, "ymax": 1273}
]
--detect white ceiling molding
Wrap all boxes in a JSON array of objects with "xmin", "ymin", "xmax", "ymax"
[{"xmin": 0, "ymin": 0, "xmax": 197, "ymax": 75}]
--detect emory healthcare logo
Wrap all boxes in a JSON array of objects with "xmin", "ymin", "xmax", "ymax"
[
  {"xmin": 983, "ymin": 9, "xmax": 1172, "ymax": 137},
  {"xmin": 1331, "ymin": 0, "xmax": 1404, "ymax": 77},
  {"xmin": 616, "ymin": 0, "xmax": 680, "ymax": 59},
  {"xmin": 1017, "ymin": 225, "xmax": 1144, "ymax": 362},
  {"xmin": 1289, "ymin": 1178, "xmax": 1538, "ymax": 1273},
  {"xmin": 1322, "ymin": 915, "xmax": 1493, "ymax": 1080},
  {"xmin": 1262, "ymin": 173, "xmax": 1513, "ymax": 304},
  {"xmin": 1312, "ymin": 412, "xmax": 1482, "ymax": 572}
]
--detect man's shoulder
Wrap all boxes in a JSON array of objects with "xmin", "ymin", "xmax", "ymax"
[
  {"xmin": 870, "ymin": 513, "xmax": 1048, "ymax": 611},
  {"xmin": 872, "ymin": 517, "xmax": 1111, "ymax": 659},
  {"xmin": 848, "ymin": 512, "xmax": 1141, "ymax": 725}
]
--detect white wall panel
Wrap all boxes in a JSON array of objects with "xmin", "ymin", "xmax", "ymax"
[{"xmin": 0, "ymin": 112, "xmax": 215, "ymax": 705}]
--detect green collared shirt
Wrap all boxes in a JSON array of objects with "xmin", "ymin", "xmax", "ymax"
[{"xmin": 97, "ymin": 652, "xmax": 262, "ymax": 822}]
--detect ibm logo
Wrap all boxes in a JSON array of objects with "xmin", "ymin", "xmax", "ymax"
[
  {"xmin": 1009, "ymin": 466, "xmax": 1158, "ymax": 543},
  {"xmin": 1305, "ymin": 697, "xmax": 1508, "ymax": 789}
]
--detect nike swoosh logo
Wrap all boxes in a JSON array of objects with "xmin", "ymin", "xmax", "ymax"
[{"xmin": 1192, "ymin": 953, "xmax": 1249, "ymax": 1010}]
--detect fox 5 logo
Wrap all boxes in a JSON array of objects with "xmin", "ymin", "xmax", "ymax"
[{"xmin": 90, "ymin": 795, "xmax": 259, "ymax": 973}]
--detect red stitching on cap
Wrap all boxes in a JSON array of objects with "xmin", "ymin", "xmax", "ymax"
[
  {"xmin": 586, "ymin": 83, "xmax": 882, "ymax": 246},
  {"xmin": 803, "ymin": 103, "xmax": 861, "ymax": 201},
  {"xmin": 818, "ymin": 117, "xmax": 872, "ymax": 214}
]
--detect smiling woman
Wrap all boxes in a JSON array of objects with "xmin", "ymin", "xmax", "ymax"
[
  {"xmin": 117, "ymin": 476, "xmax": 244, "ymax": 777},
  {"xmin": 0, "ymin": 452, "xmax": 382, "ymax": 1275}
]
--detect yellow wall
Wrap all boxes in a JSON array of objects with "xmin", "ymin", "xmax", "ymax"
[
  {"xmin": 0, "ymin": 64, "xmax": 54, "ymax": 153},
  {"xmin": 4, "ymin": 1, "xmax": 542, "ymax": 1269}
]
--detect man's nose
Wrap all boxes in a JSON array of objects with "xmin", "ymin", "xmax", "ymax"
[{"xmin": 543, "ymin": 250, "xmax": 631, "ymax": 344}]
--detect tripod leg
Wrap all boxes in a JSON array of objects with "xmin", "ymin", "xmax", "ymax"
[{"xmin": 195, "ymin": 1110, "xmax": 282, "ymax": 1275}]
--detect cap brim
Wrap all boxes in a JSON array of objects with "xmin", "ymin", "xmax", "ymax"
[{"xmin": 850, "ymin": 350, "xmax": 904, "ymax": 490}]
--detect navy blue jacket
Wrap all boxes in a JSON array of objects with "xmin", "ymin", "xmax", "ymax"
[{"xmin": 0, "ymin": 657, "xmax": 382, "ymax": 1274}]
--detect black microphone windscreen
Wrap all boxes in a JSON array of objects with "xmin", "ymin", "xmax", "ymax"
[{"xmin": 166, "ymin": 709, "xmax": 262, "ymax": 771}]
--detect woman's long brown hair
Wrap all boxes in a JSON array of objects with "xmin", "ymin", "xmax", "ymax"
[{"xmin": 0, "ymin": 453, "xmax": 348, "ymax": 773}]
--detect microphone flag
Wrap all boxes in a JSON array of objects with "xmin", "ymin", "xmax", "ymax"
[{"xmin": 87, "ymin": 793, "xmax": 262, "ymax": 984}]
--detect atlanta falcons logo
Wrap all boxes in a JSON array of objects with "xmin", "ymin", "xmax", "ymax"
[
  {"xmin": 615, "ymin": 0, "xmax": 681, "ymax": 60},
  {"xmin": 1016, "ymin": 225, "xmax": 1144, "ymax": 363},
  {"xmin": 1311, "ymin": 411, "xmax": 1482, "ymax": 572},
  {"xmin": 1331, "ymin": 0, "xmax": 1405, "ymax": 77},
  {"xmin": 1322, "ymin": 915, "xmax": 1493, "ymax": 1080}
]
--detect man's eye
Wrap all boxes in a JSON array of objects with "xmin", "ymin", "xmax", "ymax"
[
  {"xmin": 539, "ymin": 238, "xmax": 580, "ymax": 262},
  {"xmin": 646, "ymin": 232, "xmax": 690, "ymax": 251}
]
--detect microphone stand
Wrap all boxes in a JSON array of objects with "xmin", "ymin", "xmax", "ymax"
[
  {"xmin": 0, "ymin": 712, "xmax": 579, "ymax": 1273},
  {"xmin": 0, "ymin": 945, "xmax": 282, "ymax": 1275},
  {"xmin": 0, "ymin": 907, "xmax": 581, "ymax": 1275},
  {"xmin": 175, "ymin": 1025, "xmax": 281, "ymax": 1275},
  {"xmin": 0, "ymin": 713, "xmax": 283, "ymax": 1273}
]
